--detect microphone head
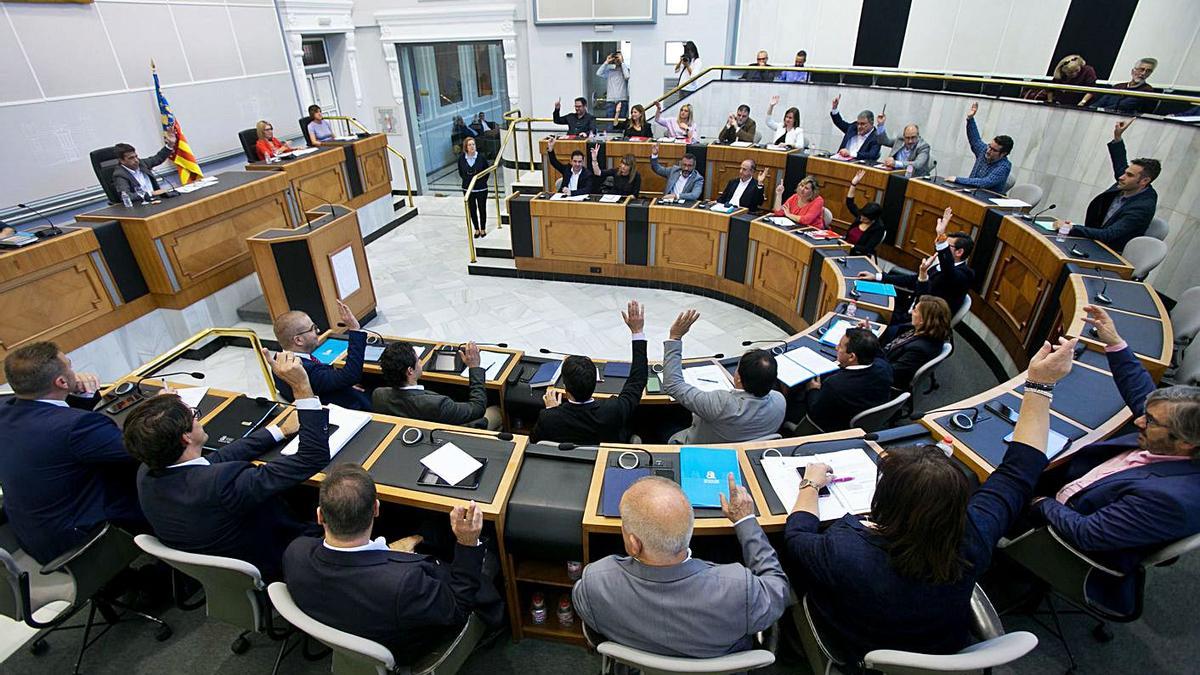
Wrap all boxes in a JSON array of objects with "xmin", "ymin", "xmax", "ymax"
[
  {"xmin": 496, "ymin": 432, "xmax": 514, "ymax": 441},
  {"xmin": 1046, "ymin": 203, "xmax": 1057, "ymax": 210},
  {"xmin": 17, "ymin": 203, "xmax": 28, "ymax": 208},
  {"xmin": 538, "ymin": 348, "xmax": 552, "ymax": 354},
  {"xmin": 558, "ymin": 442, "xmax": 577, "ymax": 451},
  {"xmin": 862, "ymin": 432, "xmax": 879, "ymax": 441},
  {"xmin": 741, "ymin": 340, "xmax": 753, "ymax": 346},
  {"xmin": 190, "ymin": 372, "xmax": 206, "ymax": 379},
  {"xmin": 496, "ymin": 343, "xmax": 508, "ymax": 348}
]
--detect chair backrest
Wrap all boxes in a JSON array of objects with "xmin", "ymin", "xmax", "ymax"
[
  {"xmin": 951, "ymin": 294, "xmax": 972, "ymax": 328},
  {"xmin": 238, "ymin": 129, "xmax": 259, "ymax": 163},
  {"xmin": 849, "ymin": 392, "xmax": 911, "ymax": 432},
  {"xmin": 749, "ymin": 432, "xmax": 783, "ymax": 442},
  {"xmin": 1143, "ymin": 531, "xmax": 1200, "ymax": 567},
  {"xmin": 1002, "ymin": 173, "xmax": 1016, "ymax": 193},
  {"xmin": 1123, "ymin": 236, "xmax": 1167, "ymax": 280},
  {"xmin": 1170, "ymin": 286, "xmax": 1200, "ymax": 345},
  {"xmin": 754, "ymin": 129, "xmax": 763, "ymax": 144},
  {"xmin": 134, "ymin": 534, "xmax": 265, "ymax": 633},
  {"xmin": 267, "ymin": 582, "xmax": 395, "ymax": 675},
  {"xmin": 596, "ymin": 641, "xmax": 775, "ymax": 675},
  {"xmin": 299, "ymin": 116, "xmax": 315, "ymax": 146},
  {"xmin": 89, "ymin": 146, "xmax": 124, "ymax": 204},
  {"xmin": 1174, "ymin": 342, "xmax": 1200, "ymax": 386},
  {"xmin": 0, "ymin": 548, "xmax": 26, "ymax": 622},
  {"xmin": 822, "ymin": 207, "xmax": 833, "ymax": 227},
  {"xmin": 909, "ymin": 342, "xmax": 953, "ymax": 414},
  {"xmin": 1144, "ymin": 216, "xmax": 1169, "ymax": 241},
  {"xmin": 1007, "ymin": 183, "xmax": 1043, "ymax": 209},
  {"xmin": 862, "ymin": 632, "xmax": 1038, "ymax": 674}
]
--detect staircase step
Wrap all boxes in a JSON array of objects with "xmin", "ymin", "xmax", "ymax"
[{"xmin": 467, "ymin": 257, "xmax": 519, "ymax": 279}]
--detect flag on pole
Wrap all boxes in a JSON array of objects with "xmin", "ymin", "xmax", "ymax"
[{"xmin": 151, "ymin": 61, "xmax": 202, "ymax": 183}]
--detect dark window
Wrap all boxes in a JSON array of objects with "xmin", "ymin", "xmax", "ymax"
[
  {"xmin": 475, "ymin": 44, "xmax": 494, "ymax": 97},
  {"xmin": 302, "ymin": 40, "xmax": 328, "ymax": 67},
  {"xmin": 434, "ymin": 44, "xmax": 463, "ymax": 106}
]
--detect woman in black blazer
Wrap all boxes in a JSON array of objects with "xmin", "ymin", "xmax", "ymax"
[
  {"xmin": 590, "ymin": 145, "xmax": 642, "ymax": 196},
  {"xmin": 846, "ymin": 170, "xmax": 887, "ymax": 257},
  {"xmin": 457, "ymin": 137, "xmax": 491, "ymax": 238},
  {"xmin": 882, "ymin": 295, "xmax": 952, "ymax": 391}
]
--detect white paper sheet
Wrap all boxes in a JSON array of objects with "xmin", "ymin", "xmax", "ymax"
[
  {"xmin": 682, "ymin": 364, "xmax": 734, "ymax": 392},
  {"xmin": 786, "ymin": 347, "xmax": 840, "ymax": 378},
  {"xmin": 767, "ymin": 216, "xmax": 794, "ymax": 227},
  {"xmin": 761, "ymin": 447, "xmax": 879, "ymax": 520},
  {"xmin": 730, "ymin": 141, "xmax": 754, "ymax": 147},
  {"xmin": 761, "ymin": 455, "xmax": 848, "ymax": 521},
  {"xmin": 989, "ymin": 198, "xmax": 1031, "ymax": 208},
  {"xmin": 291, "ymin": 147, "xmax": 319, "ymax": 157},
  {"xmin": 330, "ymin": 248, "xmax": 360, "ymax": 299},
  {"xmin": 175, "ymin": 386, "xmax": 209, "ymax": 409},
  {"xmin": 599, "ymin": 194, "xmax": 622, "ymax": 203},
  {"xmin": 462, "ymin": 350, "xmax": 509, "ymax": 380},
  {"xmin": 773, "ymin": 352, "xmax": 815, "ymax": 387},
  {"xmin": 420, "ymin": 442, "xmax": 483, "ymax": 486},
  {"xmin": 280, "ymin": 404, "xmax": 370, "ymax": 459}
]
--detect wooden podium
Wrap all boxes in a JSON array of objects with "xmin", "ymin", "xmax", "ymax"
[{"xmin": 247, "ymin": 205, "xmax": 376, "ymax": 329}]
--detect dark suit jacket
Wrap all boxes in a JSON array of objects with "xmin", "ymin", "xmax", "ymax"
[
  {"xmin": 717, "ymin": 177, "xmax": 765, "ymax": 209},
  {"xmin": 283, "ymin": 537, "xmax": 494, "ymax": 665},
  {"xmin": 882, "ymin": 328, "xmax": 944, "ymax": 391},
  {"xmin": 1034, "ymin": 347, "xmax": 1200, "ymax": 614},
  {"xmin": 884, "ymin": 243, "xmax": 974, "ymax": 319},
  {"xmin": 110, "ymin": 146, "xmax": 173, "ymax": 197},
  {"xmin": 546, "ymin": 152, "xmax": 596, "ymax": 196},
  {"xmin": 718, "ymin": 118, "xmax": 758, "ymax": 144},
  {"xmin": 137, "ymin": 407, "xmax": 329, "ymax": 580},
  {"xmin": 844, "ymin": 197, "xmax": 887, "ymax": 257},
  {"xmin": 0, "ymin": 396, "xmax": 144, "ymax": 564},
  {"xmin": 830, "ymin": 112, "xmax": 881, "ymax": 161},
  {"xmin": 457, "ymin": 153, "xmax": 491, "ymax": 192},
  {"xmin": 552, "ymin": 109, "xmax": 597, "ymax": 136},
  {"xmin": 799, "ymin": 358, "xmax": 894, "ymax": 431},
  {"xmin": 784, "ymin": 442, "xmax": 1046, "ymax": 660},
  {"xmin": 373, "ymin": 367, "xmax": 489, "ymax": 427},
  {"xmin": 1071, "ymin": 140, "xmax": 1158, "ymax": 252},
  {"xmin": 531, "ymin": 340, "xmax": 647, "ymax": 445},
  {"xmin": 276, "ymin": 331, "xmax": 371, "ymax": 411}
]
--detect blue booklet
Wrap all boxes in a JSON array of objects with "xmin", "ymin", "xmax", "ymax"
[
  {"xmin": 854, "ymin": 280, "xmax": 897, "ymax": 297},
  {"xmin": 679, "ymin": 446, "xmax": 741, "ymax": 507},
  {"xmin": 601, "ymin": 467, "xmax": 651, "ymax": 516},
  {"xmin": 312, "ymin": 338, "xmax": 349, "ymax": 364}
]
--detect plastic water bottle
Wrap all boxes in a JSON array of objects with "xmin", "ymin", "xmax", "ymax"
[
  {"xmin": 905, "ymin": 164, "xmax": 914, "ymax": 178},
  {"xmin": 1056, "ymin": 221, "xmax": 1071, "ymax": 243},
  {"xmin": 936, "ymin": 436, "xmax": 954, "ymax": 458},
  {"xmin": 121, "ymin": 191, "xmax": 133, "ymax": 208},
  {"xmin": 566, "ymin": 561, "xmax": 583, "ymax": 581},
  {"xmin": 556, "ymin": 596, "xmax": 575, "ymax": 627},
  {"xmin": 846, "ymin": 301, "xmax": 858, "ymax": 318},
  {"xmin": 530, "ymin": 592, "xmax": 547, "ymax": 625}
]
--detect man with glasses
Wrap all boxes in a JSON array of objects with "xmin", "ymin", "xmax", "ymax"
[
  {"xmin": 875, "ymin": 112, "xmax": 932, "ymax": 177},
  {"xmin": 946, "ymin": 102, "xmax": 1013, "ymax": 193},
  {"xmin": 1028, "ymin": 305, "xmax": 1200, "ymax": 615},
  {"xmin": 125, "ymin": 350, "xmax": 330, "ymax": 581},
  {"xmin": 650, "ymin": 143, "xmax": 704, "ymax": 201},
  {"xmin": 830, "ymin": 95, "xmax": 881, "ymax": 162},
  {"xmin": 271, "ymin": 299, "xmax": 371, "ymax": 411},
  {"xmin": 1081, "ymin": 57, "xmax": 1158, "ymax": 114}
]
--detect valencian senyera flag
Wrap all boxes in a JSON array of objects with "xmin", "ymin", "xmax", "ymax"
[{"xmin": 152, "ymin": 61, "xmax": 202, "ymax": 183}]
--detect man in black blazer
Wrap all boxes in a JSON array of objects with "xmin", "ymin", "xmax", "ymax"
[
  {"xmin": 530, "ymin": 301, "xmax": 648, "ymax": 445},
  {"xmin": 0, "ymin": 342, "xmax": 145, "ymax": 564},
  {"xmin": 125, "ymin": 351, "xmax": 329, "ymax": 580},
  {"xmin": 283, "ymin": 465, "xmax": 503, "ymax": 665},
  {"xmin": 860, "ymin": 207, "xmax": 975, "ymax": 324},
  {"xmin": 110, "ymin": 131, "xmax": 178, "ymax": 200},
  {"xmin": 788, "ymin": 328, "xmax": 894, "ymax": 431},
  {"xmin": 716, "ymin": 159, "xmax": 766, "ymax": 210},
  {"xmin": 546, "ymin": 136, "xmax": 595, "ymax": 196},
  {"xmin": 272, "ymin": 299, "xmax": 371, "ymax": 411},
  {"xmin": 1070, "ymin": 120, "xmax": 1161, "ymax": 252},
  {"xmin": 372, "ymin": 341, "xmax": 501, "ymax": 429}
]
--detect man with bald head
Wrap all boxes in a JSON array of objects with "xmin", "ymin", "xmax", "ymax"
[
  {"xmin": 875, "ymin": 113, "xmax": 932, "ymax": 176},
  {"xmin": 272, "ymin": 299, "xmax": 371, "ymax": 411},
  {"xmin": 716, "ymin": 158, "xmax": 766, "ymax": 209},
  {"xmin": 572, "ymin": 474, "xmax": 789, "ymax": 658}
]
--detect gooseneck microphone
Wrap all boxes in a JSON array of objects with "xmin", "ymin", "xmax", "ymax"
[
  {"xmin": 294, "ymin": 187, "xmax": 336, "ymax": 230},
  {"xmin": 337, "ymin": 322, "xmax": 386, "ymax": 345},
  {"xmin": 1095, "ymin": 280, "xmax": 1112, "ymax": 305},
  {"xmin": 1025, "ymin": 203, "xmax": 1057, "ymax": 221},
  {"xmin": 16, "ymin": 203, "xmax": 64, "ymax": 237},
  {"xmin": 539, "ymin": 348, "xmax": 576, "ymax": 358},
  {"xmin": 135, "ymin": 370, "xmax": 206, "ymax": 396},
  {"xmin": 429, "ymin": 427, "xmax": 514, "ymax": 444},
  {"xmin": 742, "ymin": 339, "xmax": 788, "ymax": 355}
]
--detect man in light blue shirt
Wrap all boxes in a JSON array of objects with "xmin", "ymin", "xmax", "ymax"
[
  {"xmin": 596, "ymin": 51, "xmax": 630, "ymax": 131},
  {"xmin": 776, "ymin": 50, "xmax": 810, "ymax": 83}
]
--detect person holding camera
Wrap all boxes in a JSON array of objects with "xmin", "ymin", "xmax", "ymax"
[{"xmin": 597, "ymin": 51, "xmax": 630, "ymax": 132}]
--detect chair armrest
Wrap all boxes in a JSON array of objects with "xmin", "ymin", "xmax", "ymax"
[
  {"xmin": 1045, "ymin": 527, "xmax": 1126, "ymax": 578},
  {"xmin": 999, "ymin": 526, "xmax": 1124, "ymax": 578},
  {"xmin": 597, "ymin": 642, "xmax": 775, "ymax": 673},
  {"xmin": 40, "ymin": 523, "xmax": 110, "ymax": 575},
  {"xmin": 864, "ymin": 632, "xmax": 1038, "ymax": 671}
]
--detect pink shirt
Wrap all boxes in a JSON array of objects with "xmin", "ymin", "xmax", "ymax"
[{"xmin": 1055, "ymin": 449, "xmax": 1189, "ymax": 504}]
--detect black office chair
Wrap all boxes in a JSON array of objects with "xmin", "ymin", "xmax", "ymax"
[
  {"xmin": 298, "ymin": 116, "xmax": 314, "ymax": 146},
  {"xmin": 89, "ymin": 147, "xmax": 124, "ymax": 205},
  {"xmin": 238, "ymin": 129, "xmax": 260, "ymax": 163}
]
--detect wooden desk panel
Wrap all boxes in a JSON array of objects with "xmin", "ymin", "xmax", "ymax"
[
  {"xmin": 335, "ymin": 135, "xmax": 393, "ymax": 210},
  {"xmin": 247, "ymin": 147, "xmax": 350, "ymax": 212},
  {"xmin": 896, "ymin": 180, "xmax": 988, "ymax": 264},
  {"xmin": 650, "ymin": 205, "xmax": 727, "ymax": 277},
  {"xmin": 748, "ymin": 222, "xmax": 843, "ymax": 326},
  {"xmin": 531, "ymin": 199, "xmax": 625, "ymax": 265},
  {"xmin": 603, "ymin": 140, "xmax": 681, "ymax": 196}
]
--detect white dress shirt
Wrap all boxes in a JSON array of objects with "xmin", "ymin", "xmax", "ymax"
[
  {"xmin": 730, "ymin": 178, "xmax": 752, "ymax": 205},
  {"xmin": 671, "ymin": 172, "xmax": 691, "ymax": 197}
]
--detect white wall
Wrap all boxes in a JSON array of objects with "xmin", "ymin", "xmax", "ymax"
[
  {"xmin": 1112, "ymin": 0, "xmax": 1200, "ymax": 89},
  {"xmin": 0, "ymin": 0, "xmax": 301, "ymax": 206},
  {"xmin": 735, "ymin": 0, "xmax": 863, "ymax": 69}
]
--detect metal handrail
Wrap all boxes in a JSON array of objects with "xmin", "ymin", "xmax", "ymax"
[
  {"xmin": 123, "ymin": 327, "xmax": 280, "ymax": 401},
  {"xmin": 325, "ymin": 116, "xmax": 414, "ymax": 206},
  {"xmin": 463, "ymin": 108, "xmax": 522, "ymax": 263}
]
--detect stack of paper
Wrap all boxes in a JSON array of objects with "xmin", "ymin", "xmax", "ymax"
[
  {"xmin": 730, "ymin": 141, "xmax": 754, "ymax": 148},
  {"xmin": 599, "ymin": 194, "xmax": 622, "ymax": 203},
  {"xmin": 461, "ymin": 350, "xmax": 509, "ymax": 379},
  {"xmin": 768, "ymin": 216, "xmax": 795, "ymax": 227},
  {"xmin": 420, "ymin": 442, "xmax": 483, "ymax": 486},
  {"xmin": 773, "ymin": 347, "xmax": 839, "ymax": 387},
  {"xmin": 682, "ymin": 364, "xmax": 734, "ymax": 392},
  {"xmin": 281, "ymin": 404, "xmax": 371, "ymax": 459},
  {"xmin": 292, "ymin": 147, "xmax": 319, "ymax": 157},
  {"xmin": 761, "ymin": 448, "xmax": 878, "ymax": 520},
  {"xmin": 989, "ymin": 198, "xmax": 1031, "ymax": 208},
  {"xmin": 820, "ymin": 319, "xmax": 883, "ymax": 347}
]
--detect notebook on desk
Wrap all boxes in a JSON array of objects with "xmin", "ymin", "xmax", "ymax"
[
  {"xmin": 680, "ymin": 447, "xmax": 741, "ymax": 507},
  {"xmin": 600, "ymin": 467, "xmax": 651, "ymax": 516}
]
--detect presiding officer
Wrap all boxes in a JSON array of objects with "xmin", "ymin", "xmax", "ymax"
[{"xmin": 111, "ymin": 130, "xmax": 178, "ymax": 200}]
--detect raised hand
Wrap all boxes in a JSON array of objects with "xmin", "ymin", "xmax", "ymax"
[
  {"xmin": 918, "ymin": 255, "xmax": 934, "ymax": 281},
  {"xmin": 936, "ymin": 206, "xmax": 953, "ymax": 236},
  {"xmin": 719, "ymin": 472, "xmax": 754, "ymax": 523},
  {"xmin": 832, "ymin": 95, "xmax": 841, "ymax": 110},
  {"xmin": 769, "ymin": 94, "xmax": 780, "ymax": 108},
  {"xmin": 337, "ymin": 298, "xmax": 359, "ymax": 331},
  {"xmin": 967, "ymin": 102, "xmax": 978, "ymax": 119},
  {"xmin": 876, "ymin": 112, "xmax": 887, "ymax": 126},
  {"xmin": 262, "ymin": 349, "xmax": 313, "ymax": 399},
  {"xmin": 615, "ymin": 101, "xmax": 623, "ymax": 116},
  {"xmin": 669, "ymin": 309, "xmax": 701, "ymax": 340},
  {"xmin": 590, "ymin": 144, "xmax": 600, "ymax": 159},
  {"xmin": 1083, "ymin": 304, "xmax": 1123, "ymax": 347},
  {"xmin": 164, "ymin": 129, "xmax": 178, "ymax": 148},
  {"xmin": 1114, "ymin": 118, "xmax": 1134, "ymax": 141},
  {"xmin": 727, "ymin": 113, "xmax": 737, "ymax": 128},
  {"xmin": 622, "ymin": 300, "xmax": 645, "ymax": 334},
  {"xmin": 554, "ymin": 98, "xmax": 561, "ymax": 110},
  {"xmin": 757, "ymin": 168, "xmax": 769, "ymax": 183},
  {"xmin": 547, "ymin": 136, "xmax": 557, "ymax": 151},
  {"xmin": 449, "ymin": 501, "xmax": 483, "ymax": 547},
  {"xmin": 73, "ymin": 372, "xmax": 101, "ymax": 395},
  {"xmin": 1027, "ymin": 336, "xmax": 1078, "ymax": 384},
  {"xmin": 851, "ymin": 169, "xmax": 866, "ymax": 186},
  {"xmin": 459, "ymin": 341, "xmax": 481, "ymax": 368},
  {"xmin": 651, "ymin": 141, "xmax": 660, "ymax": 156}
]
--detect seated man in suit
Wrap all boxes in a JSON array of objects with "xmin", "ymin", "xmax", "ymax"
[
  {"xmin": 1029, "ymin": 305, "xmax": 1200, "ymax": 615},
  {"xmin": 470, "ymin": 111, "xmax": 498, "ymax": 136},
  {"xmin": 946, "ymin": 103, "xmax": 1013, "ymax": 192},
  {"xmin": 718, "ymin": 104, "xmax": 758, "ymax": 144},
  {"xmin": 649, "ymin": 144, "xmax": 704, "ymax": 201},
  {"xmin": 662, "ymin": 310, "xmax": 786, "ymax": 444},
  {"xmin": 787, "ymin": 328, "xmax": 894, "ymax": 431},
  {"xmin": 372, "ymin": 341, "xmax": 501, "ymax": 430},
  {"xmin": 531, "ymin": 301, "xmax": 648, "ymax": 445},
  {"xmin": 111, "ymin": 131, "xmax": 178, "ymax": 201},
  {"xmin": 125, "ymin": 351, "xmax": 328, "ymax": 580},
  {"xmin": 829, "ymin": 95, "xmax": 881, "ymax": 162},
  {"xmin": 716, "ymin": 160, "xmax": 767, "ymax": 210},
  {"xmin": 876, "ymin": 113, "xmax": 933, "ymax": 176},
  {"xmin": 859, "ymin": 207, "xmax": 974, "ymax": 323},
  {"xmin": 284, "ymin": 465, "xmax": 503, "ymax": 665},
  {"xmin": 0, "ymin": 342, "xmax": 145, "ymax": 564},
  {"xmin": 546, "ymin": 136, "xmax": 594, "ymax": 196},
  {"xmin": 1068, "ymin": 120, "xmax": 1160, "ymax": 252},
  {"xmin": 552, "ymin": 97, "xmax": 597, "ymax": 137},
  {"xmin": 272, "ymin": 299, "xmax": 371, "ymax": 411},
  {"xmin": 573, "ymin": 474, "xmax": 788, "ymax": 658}
]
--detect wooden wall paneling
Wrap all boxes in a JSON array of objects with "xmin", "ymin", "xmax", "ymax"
[
  {"xmin": 0, "ymin": 254, "xmax": 114, "ymax": 356},
  {"xmin": 804, "ymin": 157, "xmax": 890, "ymax": 228},
  {"xmin": 649, "ymin": 205, "xmax": 726, "ymax": 277},
  {"xmin": 534, "ymin": 199, "xmax": 624, "ymax": 264}
]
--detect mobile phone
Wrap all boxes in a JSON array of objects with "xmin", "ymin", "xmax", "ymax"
[
  {"xmin": 985, "ymin": 401, "xmax": 1020, "ymax": 425},
  {"xmin": 797, "ymin": 466, "xmax": 832, "ymax": 497},
  {"xmin": 417, "ymin": 458, "xmax": 488, "ymax": 490},
  {"xmin": 645, "ymin": 374, "xmax": 662, "ymax": 394}
]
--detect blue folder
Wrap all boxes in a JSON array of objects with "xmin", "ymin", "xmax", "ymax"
[
  {"xmin": 312, "ymin": 338, "xmax": 349, "ymax": 364},
  {"xmin": 601, "ymin": 467, "xmax": 651, "ymax": 516},
  {"xmin": 679, "ymin": 446, "xmax": 741, "ymax": 508},
  {"xmin": 854, "ymin": 280, "xmax": 897, "ymax": 297}
]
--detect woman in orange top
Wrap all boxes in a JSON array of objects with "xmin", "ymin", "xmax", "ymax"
[
  {"xmin": 255, "ymin": 120, "xmax": 295, "ymax": 161},
  {"xmin": 772, "ymin": 176, "xmax": 826, "ymax": 228}
]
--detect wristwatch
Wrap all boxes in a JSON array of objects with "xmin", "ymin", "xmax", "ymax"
[{"xmin": 798, "ymin": 478, "xmax": 818, "ymax": 492}]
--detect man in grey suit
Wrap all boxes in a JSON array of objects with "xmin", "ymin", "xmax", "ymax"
[
  {"xmin": 662, "ymin": 310, "xmax": 786, "ymax": 443},
  {"xmin": 110, "ymin": 131, "xmax": 178, "ymax": 200},
  {"xmin": 649, "ymin": 143, "xmax": 704, "ymax": 201},
  {"xmin": 875, "ymin": 114, "xmax": 932, "ymax": 176},
  {"xmin": 573, "ymin": 474, "xmax": 789, "ymax": 658},
  {"xmin": 372, "ymin": 341, "xmax": 501, "ymax": 430}
]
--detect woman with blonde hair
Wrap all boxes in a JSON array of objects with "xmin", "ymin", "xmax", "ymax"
[
  {"xmin": 254, "ymin": 120, "xmax": 295, "ymax": 161},
  {"xmin": 771, "ymin": 176, "xmax": 825, "ymax": 229},
  {"xmin": 1026, "ymin": 54, "xmax": 1096, "ymax": 105},
  {"xmin": 652, "ymin": 101, "xmax": 699, "ymax": 143}
]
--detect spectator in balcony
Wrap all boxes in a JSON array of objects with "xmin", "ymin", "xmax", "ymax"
[
  {"xmin": 675, "ymin": 41, "xmax": 703, "ymax": 92},
  {"xmin": 1081, "ymin": 58, "xmax": 1158, "ymax": 114},
  {"xmin": 1047, "ymin": 55, "xmax": 1097, "ymax": 106},
  {"xmin": 740, "ymin": 50, "xmax": 774, "ymax": 82},
  {"xmin": 777, "ymin": 51, "xmax": 810, "ymax": 83}
]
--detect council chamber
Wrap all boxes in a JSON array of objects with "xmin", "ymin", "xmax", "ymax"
[{"xmin": 1, "ymin": 1, "xmax": 1199, "ymax": 674}]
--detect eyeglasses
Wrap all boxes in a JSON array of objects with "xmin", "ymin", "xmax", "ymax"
[
  {"xmin": 190, "ymin": 406, "xmax": 202, "ymax": 420},
  {"xmin": 987, "ymin": 144, "xmax": 1005, "ymax": 154},
  {"xmin": 1144, "ymin": 411, "xmax": 1172, "ymax": 433}
]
